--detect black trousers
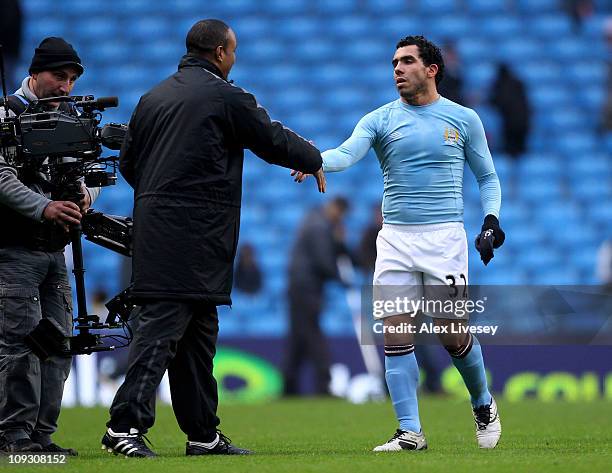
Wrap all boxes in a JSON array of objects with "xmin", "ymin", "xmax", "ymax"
[
  {"xmin": 108, "ymin": 300, "xmax": 220, "ymax": 442},
  {"xmin": 283, "ymin": 286, "xmax": 331, "ymax": 394}
]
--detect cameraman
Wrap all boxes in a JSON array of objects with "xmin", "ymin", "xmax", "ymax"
[
  {"xmin": 0, "ymin": 37, "xmax": 99, "ymax": 455},
  {"xmin": 101, "ymin": 19, "xmax": 323, "ymax": 457}
]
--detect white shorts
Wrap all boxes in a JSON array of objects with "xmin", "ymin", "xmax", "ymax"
[{"xmin": 372, "ymin": 222, "xmax": 468, "ymax": 319}]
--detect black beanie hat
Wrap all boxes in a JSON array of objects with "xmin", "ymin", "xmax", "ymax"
[{"xmin": 29, "ymin": 37, "xmax": 84, "ymax": 76}]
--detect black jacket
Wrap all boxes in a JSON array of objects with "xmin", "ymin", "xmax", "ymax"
[{"xmin": 120, "ymin": 55, "xmax": 322, "ymax": 304}]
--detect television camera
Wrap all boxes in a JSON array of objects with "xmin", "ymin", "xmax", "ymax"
[{"xmin": 0, "ymin": 46, "xmax": 135, "ymax": 358}]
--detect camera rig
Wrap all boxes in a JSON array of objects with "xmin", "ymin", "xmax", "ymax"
[{"xmin": 0, "ymin": 45, "xmax": 135, "ymax": 358}]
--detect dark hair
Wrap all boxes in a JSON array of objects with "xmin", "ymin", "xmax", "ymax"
[
  {"xmin": 186, "ymin": 19, "xmax": 231, "ymax": 57},
  {"xmin": 396, "ymin": 35, "xmax": 445, "ymax": 85}
]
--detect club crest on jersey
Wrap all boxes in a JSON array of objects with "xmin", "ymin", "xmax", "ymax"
[{"xmin": 443, "ymin": 127, "xmax": 460, "ymax": 144}]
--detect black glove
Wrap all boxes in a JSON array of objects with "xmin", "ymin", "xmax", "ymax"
[{"xmin": 475, "ymin": 214, "xmax": 505, "ymax": 266}]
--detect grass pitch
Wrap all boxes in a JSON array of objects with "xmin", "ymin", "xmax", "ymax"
[{"xmin": 8, "ymin": 397, "xmax": 612, "ymax": 473}]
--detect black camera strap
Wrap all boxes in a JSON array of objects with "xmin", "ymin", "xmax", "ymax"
[{"xmin": 4, "ymin": 94, "xmax": 28, "ymax": 115}]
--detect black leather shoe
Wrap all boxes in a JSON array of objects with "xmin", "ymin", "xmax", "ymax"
[
  {"xmin": 186, "ymin": 432, "xmax": 252, "ymax": 455},
  {"xmin": 41, "ymin": 443, "xmax": 78, "ymax": 456},
  {"xmin": 0, "ymin": 438, "xmax": 43, "ymax": 453}
]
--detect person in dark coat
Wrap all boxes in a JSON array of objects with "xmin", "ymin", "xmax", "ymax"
[
  {"xmin": 283, "ymin": 197, "xmax": 349, "ymax": 395},
  {"xmin": 101, "ymin": 19, "xmax": 324, "ymax": 458},
  {"xmin": 234, "ymin": 243, "xmax": 263, "ymax": 295},
  {"xmin": 489, "ymin": 64, "xmax": 531, "ymax": 158},
  {"xmin": 437, "ymin": 42, "xmax": 464, "ymax": 106}
]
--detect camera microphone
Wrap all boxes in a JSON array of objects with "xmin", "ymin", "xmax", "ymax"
[
  {"xmin": 95, "ymin": 96, "xmax": 119, "ymax": 109},
  {"xmin": 75, "ymin": 96, "xmax": 119, "ymax": 111}
]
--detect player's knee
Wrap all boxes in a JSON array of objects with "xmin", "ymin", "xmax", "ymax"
[{"xmin": 443, "ymin": 333, "xmax": 473, "ymax": 358}]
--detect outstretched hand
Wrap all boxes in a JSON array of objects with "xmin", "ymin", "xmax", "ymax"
[{"xmin": 290, "ymin": 167, "xmax": 326, "ymax": 193}]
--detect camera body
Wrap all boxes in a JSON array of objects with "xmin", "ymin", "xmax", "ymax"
[{"xmin": 0, "ymin": 95, "xmax": 126, "ymax": 198}]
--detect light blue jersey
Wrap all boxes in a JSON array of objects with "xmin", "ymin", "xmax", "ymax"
[{"xmin": 322, "ymin": 96, "xmax": 501, "ymax": 225}]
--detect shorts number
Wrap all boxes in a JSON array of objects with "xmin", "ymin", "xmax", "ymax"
[{"xmin": 446, "ymin": 274, "xmax": 467, "ymax": 298}]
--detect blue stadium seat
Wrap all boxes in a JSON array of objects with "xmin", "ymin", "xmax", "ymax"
[
  {"xmin": 490, "ymin": 153, "xmax": 514, "ymax": 179},
  {"xmin": 479, "ymin": 16, "xmax": 523, "ymax": 38},
  {"xmin": 517, "ymin": 246, "xmax": 563, "ymax": 270},
  {"xmin": 251, "ymin": 66, "xmax": 302, "ymax": 89},
  {"xmin": 496, "ymin": 39, "xmax": 542, "ymax": 62},
  {"xmin": 331, "ymin": 16, "xmax": 373, "ymax": 38},
  {"xmin": 582, "ymin": 14, "xmax": 610, "ymax": 38},
  {"xmin": 230, "ymin": 17, "xmax": 271, "ymax": 39},
  {"xmin": 549, "ymin": 37, "xmax": 593, "ymax": 61},
  {"xmin": 418, "ymin": 0, "xmax": 460, "ymax": 13},
  {"xmin": 578, "ymin": 87, "xmax": 607, "ymax": 115},
  {"xmin": 273, "ymin": 87, "xmax": 317, "ymax": 109},
  {"xmin": 89, "ymin": 41, "xmax": 133, "ymax": 66},
  {"xmin": 516, "ymin": 0, "xmax": 560, "ymax": 13},
  {"xmin": 315, "ymin": 0, "xmax": 356, "ymax": 14},
  {"xmin": 238, "ymin": 40, "xmax": 285, "ymax": 66},
  {"xmin": 24, "ymin": 19, "xmax": 68, "ymax": 40},
  {"xmin": 206, "ymin": 0, "xmax": 261, "ymax": 17},
  {"xmin": 536, "ymin": 201, "xmax": 582, "ymax": 224},
  {"xmin": 528, "ymin": 86, "xmax": 572, "ymax": 109},
  {"xmin": 294, "ymin": 40, "xmax": 337, "ymax": 62},
  {"xmin": 518, "ymin": 154, "xmax": 563, "ymax": 179},
  {"xmin": 517, "ymin": 177, "xmax": 564, "ymax": 203},
  {"xmin": 466, "ymin": 0, "xmax": 508, "ymax": 14},
  {"xmin": 569, "ymin": 247, "xmax": 599, "ymax": 275},
  {"xmin": 570, "ymin": 178, "xmax": 612, "ymax": 202},
  {"xmin": 22, "ymin": 0, "xmax": 62, "ymax": 15},
  {"xmin": 364, "ymin": 0, "xmax": 406, "ymax": 14},
  {"xmin": 274, "ymin": 17, "xmax": 320, "ymax": 39},
  {"xmin": 457, "ymin": 39, "xmax": 489, "ymax": 63},
  {"xmin": 378, "ymin": 16, "xmax": 423, "ymax": 41},
  {"xmin": 260, "ymin": 0, "xmax": 309, "ymax": 16},
  {"xmin": 429, "ymin": 16, "xmax": 471, "ymax": 39},
  {"xmin": 463, "ymin": 63, "xmax": 496, "ymax": 89},
  {"xmin": 322, "ymin": 88, "xmax": 370, "ymax": 111},
  {"xmin": 555, "ymin": 133, "xmax": 598, "ymax": 155},
  {"xmin": 518, "ymin": 61, "xmax": 562, "ymax": 84},
  {"xmin": 554, "ymin": 222, "xmax": 600, "ymax": 249},
  {"xmin": 118, "ymin": 0, "xmax": 160, "ymax": 15},
  {"xmin": 587, "ymin": 201, "xmax": 612, "ymax": 228},
  {"xmin": 142, "ymin": 40, "xmax": 183, "ymax": 66},
  {"xmin": 345, "ymin": 40, "xmax": 389, "ymax": 62},
  {"xmin": 527, "ymin": 14, "xmax": 573, "ymax": 39},
  {"xmin": 529, "ymin": 267, "xmax": 581, "ymax": 285},
  {"xmin": 539, "ymin": 110, "xmax": 589, "ymax": 130},
  {"xmin": 72, "ymin": 19, "xmax": 120, "ymax": 42},
  {"xmin": 568, "ymin": 154, "xmax": 611, "ymax": 180},
  {"xmin": 566, "ymin": 62, "xmax": 607, "ymax": 85}
]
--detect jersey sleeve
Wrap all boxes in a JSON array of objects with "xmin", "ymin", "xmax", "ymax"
[
  {"xmin": 464, "ymin": 109, "xmax": 501, "ymax": 219},
  {"xmin": 322, "ymin": 111, "xmax": 379, "ymax": 172}
]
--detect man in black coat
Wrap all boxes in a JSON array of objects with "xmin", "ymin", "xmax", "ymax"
[
  {"xmin": 101, "ymin": 19, "xmax": 324, "ymax": 458},
  {"xmin": 283, "ymin": 197, "xmax": 349, "ymax": 395}
]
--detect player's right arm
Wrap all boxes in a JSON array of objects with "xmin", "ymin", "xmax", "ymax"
[
  {"xmin": 321, "ymin": 111, "xmax": 379, "ymax": 172},
  {"xmin": 291, "ymin": 111, "xmax": 378, "ymax": 184}
]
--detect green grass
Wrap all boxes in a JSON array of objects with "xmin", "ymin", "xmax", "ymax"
[{"xmin": 7, "ymin": 398, "xmax": 612, "ymax": 473}]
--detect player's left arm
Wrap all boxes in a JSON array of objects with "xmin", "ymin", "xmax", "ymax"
[{"xmin": 464, "ymin": 110, "xmax": 505, "ymax": 265}]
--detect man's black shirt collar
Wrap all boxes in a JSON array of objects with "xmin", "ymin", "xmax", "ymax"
[{"xmin": 179, "ymin": 54, "xmax": 229, "ymax": 83}]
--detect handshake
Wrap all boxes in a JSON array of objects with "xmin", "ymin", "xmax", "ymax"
[{"xmin": 290, "ymin": 168, "xmax": 326, "ymax": 193}]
